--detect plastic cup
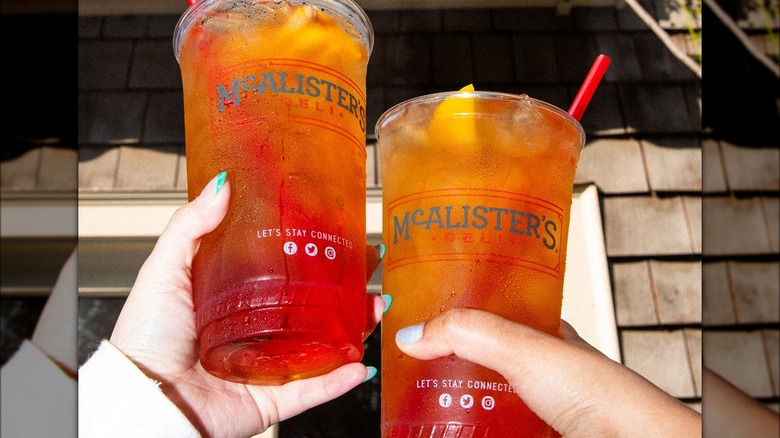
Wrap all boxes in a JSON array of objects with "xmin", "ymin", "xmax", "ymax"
[
  {"xmin": 376, "ymin": 90, "xmax": 585, "ymax": 437},
  {"xmin": 173, "ymin": 0, "xmax": 373, "ymax": 385}
]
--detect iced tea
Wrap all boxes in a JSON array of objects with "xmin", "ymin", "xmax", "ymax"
[
  {"xmin": 377, "ymin": 90, "xmax": 584, "ymax": 437},
  {"xmin": 174, "ymin": 0, "xmax": 372, "ymax": 384}
]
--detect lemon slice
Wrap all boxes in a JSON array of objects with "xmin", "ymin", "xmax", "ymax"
[
  {"xmin": 433, "ymin": 84, "xmax": 475, "ymax": 117},
  {"xmin": 429, "ymin": 84, "xmax": 478, "ymax": 150}
]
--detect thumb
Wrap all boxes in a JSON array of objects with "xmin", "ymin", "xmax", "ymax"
[
  {"xmin": 138, "ymin": 171, "xmax": 230, "ymax": 284},
  {"xmin": 394, "ymin": 308, "xmax": 566, "ymax": 377}
]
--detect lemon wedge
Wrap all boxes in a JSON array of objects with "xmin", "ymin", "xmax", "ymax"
[
  {"xmin": 429, "ymin": 84, "xmax": 478, "ymax": 150},
  {"xmin": 433, "ymin": 84, "xmax": 475, "ymax": 119}
]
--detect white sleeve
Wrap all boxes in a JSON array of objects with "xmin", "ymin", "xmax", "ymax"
[
  {"xmin": 1, "ymin": 339, "xmax": 77, "ymax": 438},
  {"xmin": 31, "ymin": 248, "xmax": 78, "ymax": 372},
  {"xmin": 78, "ymin": 340, "xmax": 201, "ymax": 438}
]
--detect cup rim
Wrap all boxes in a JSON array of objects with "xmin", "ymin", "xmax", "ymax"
[
  {"xmin": 173, "ymin": 0, "xmax": 374, "ymax": 62},
  {"xmin": 375, "ymin": 91, "xmax": 586, "ymax": 150}
]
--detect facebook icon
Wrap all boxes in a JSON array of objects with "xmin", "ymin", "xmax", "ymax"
[{"xmin": 284, "ymin": 242, "xmax": 298, "ymax": 255}]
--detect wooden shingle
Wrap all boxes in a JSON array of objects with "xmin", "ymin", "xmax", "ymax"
[
  {"xmin": 702, "ymin": 139, "xmax": 727, "ymax": 193},
  {"xmin": 642, "ymin": 137, "xmax": 701, "ymax": 192},
  {"xmin": 575, "ymin": 138, "xmax": 648, "ymax": 193},
  {"xmin": 764, "ymin": 330, "xmax": 780, "ymax": 396},
  {"xmin": 704, "ymin": 331, "xmax": 775, "ymax": 398},
  {"xmin": 684, "ymin": 329, "xmax": 703, "ymax": 397},
  {"xmin": 651, "ymin": 260, "xmax": 702, "ymax": 324},
  {"xmin": 721, "ymin": 142, "xmax": 780, "ymax": 192},
  {"xmin": 143, "ymin": 92, "xmax": 185, "ymax": 144},
  {"xmin": 702, "ymin": 197, "xmax": 774, "ymax": 255},
  {"xmin": 604, "ymin": 196, "xmax": 695, "ymax": 256},
  {"xmin": 702, "ymin": 261, "xmax": 737, "ymax": 325},
  {"xmin": 612, "ymin": 260, "xmax": 657, "ymax": 326},
  {"xmin": 38, "ymin": 147, "xmax": 77, "ymax": 192},
  {"xmin": 730, "ymin": 261, "xmax": 780, "ymax": 324},
  {"xmin": 623, "ymin": 329, "xmax": 698, "ymax": 398}
]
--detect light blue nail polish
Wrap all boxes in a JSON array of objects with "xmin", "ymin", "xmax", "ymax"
[
  {"xmin": 381, "ymin": 294, "xmax": 393, "ymax": 314},
  {"xmin": 376, "ymin": 243, "xmax": 386, "ymax": 261},
  {"xmin": 396, "ymin": 323, "xmax": 424, "ymax": 345},
  {"xmin": 215, "ymin": 171, "xmax": 227, "ymax": 195},
  {"xmin": 363, "ymin": 366, "xmax": 378, "ymax": 383}
]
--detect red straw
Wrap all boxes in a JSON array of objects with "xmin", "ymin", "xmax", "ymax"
[
  {"xmin": 568, "ymin": 54, "xmax": 611, "ymax": 121},
  {"xmin": 187, "ymin": 0, "xmax": 195, "ymax": 5}
]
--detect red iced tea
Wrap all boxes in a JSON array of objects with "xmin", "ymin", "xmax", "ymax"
[
  {"xmin": 377, "ymin": 89, "xmax": 584, "ymax": 436},
  {"xmin": 174, "ymin": 0, "xmax": 372, "ymax": 384}
]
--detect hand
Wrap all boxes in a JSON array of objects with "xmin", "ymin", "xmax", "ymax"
[
  {"xmin": 395, "ymin": 308, "xmax": 702, "ymax": 438},
  {"xmin": 109, "ymin": 172, "xmax": 386, "ymax": 438}
]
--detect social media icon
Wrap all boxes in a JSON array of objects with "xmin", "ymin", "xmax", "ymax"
[
  {"xmin": 283, "ymin": 242, "xmax": 297, "ymax": 255},
  {"xmin": 325, "ymin": 246, "xmax": 336, "ymax": 260},
  {"xmin": 439, "ymin": 393, "xmax": 452, "ymax": 408},
  {"xmin": 481, "ymin": 396, "xmax": 495, "ymax": 410},
  {"xmin": 460, "ymin": 394, "xmax": 474, "ymax": 409},
  {"xmin": 305, "ymin": 243, "xmax": 318, "ymax": 256}
]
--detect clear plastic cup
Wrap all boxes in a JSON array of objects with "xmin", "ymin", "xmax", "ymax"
[
  {"xmin": 174, "ymin": 0, "xmax": 373, "ymax": 385},
  {"xmin": 377, "ymin": 90, "xmax": 585, "ymax": 437}
]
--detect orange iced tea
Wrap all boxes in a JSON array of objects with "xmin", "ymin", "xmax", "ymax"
[
  {"xmin": 174, "ymin": 0, "xmax": 372, "ymax": 384},
  {"xmin": 377, "ymin": 90, "xmax": 584, "ymax": 437}
]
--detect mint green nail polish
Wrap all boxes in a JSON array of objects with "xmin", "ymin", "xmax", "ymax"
[
  {"xmin": 215, "ymin": 171, "xmax": 227, "ymax": 195},
  {"xmin": 381, "ymin": 294, "xmax": 393, "ymax": 314},
  {"xmin": 396, "ymin": 323, "xmax": 424, "ymax": 345},
  {"xmin": 376, "ymin": 243, "xmax": 386, "ymax": 261},
  {"xmin": 363, "ymin": 366, "xmax": 378, "ymax": 383}
]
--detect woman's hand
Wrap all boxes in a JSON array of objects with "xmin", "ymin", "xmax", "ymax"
[
  {"xmin": 395, "ymin": 308, "xmax": 702, "ymax": 438},
  {"xmin": 110, "ymin": 172, "xmax": 385, "ymax": 438}
]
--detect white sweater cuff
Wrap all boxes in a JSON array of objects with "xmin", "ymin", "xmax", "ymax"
[
  {"xmin": 78, "ymin": 340, "xmax": 201, "ymax": 438},
  {"xmin": 1, "ymin": 340, "xmax": 76, "ymax": 437}
]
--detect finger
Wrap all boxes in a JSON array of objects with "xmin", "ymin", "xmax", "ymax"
[
  {"xmin": 259, "ymin": 362, "xmax": 371, "ymax": 423},
  {"xmin": 394, "ymin": 308, "xmax": 541, "ymax": 364},
  {"xmin": 366, "ymin": 243, "xmax": 384, "ymax": 282},
  {"xmin": 363, "ymin": 243, "xmax": 387, "ymax": 339},
  {"xmin": 362, "ymin": 294, "xmax": 387, "ymax": 340},
  {"xmin": 136, "ymin": 171, "xmax": 230, "ymax": 288}
]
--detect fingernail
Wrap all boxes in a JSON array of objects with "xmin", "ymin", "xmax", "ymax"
[
  {"xmin": 396, "ymin": 323, "xmax": 424, "ymax": 345},
  {"xmin": 376, "ymin": 243, "xmax": 386, "ymax": 261},
  {"xmin": 215, "ymin": 171, "xmax": 227, "ymax": 196},
  {"xmin": 363, "ymin": 366, "xmax": 378, "ymax": 383},
  {"xmin": 381, "ymin": 294, "xmax": 393, "ymax": 314}
]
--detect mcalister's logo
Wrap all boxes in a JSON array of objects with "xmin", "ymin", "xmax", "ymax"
[
  {"xmin": 392, "ymin": 204, "xmax": 559, "ymax": 251},
  {"xmin": 385, "ymin": 189, "xmax": 566, "ymax": 278},
  {"xmin": 215, "ymin": 70, "xmax": 366, "ymax": 133}
]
